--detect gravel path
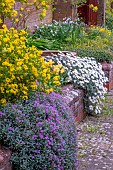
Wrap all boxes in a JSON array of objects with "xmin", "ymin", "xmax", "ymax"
[{"xmin": 77, "ymin": 89, "xmax": 113, "ymax": 170}]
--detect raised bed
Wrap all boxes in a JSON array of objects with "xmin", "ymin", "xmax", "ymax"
[{"xmin": 43, "ymin": 50, "xmax": 113, "ymax": 91}]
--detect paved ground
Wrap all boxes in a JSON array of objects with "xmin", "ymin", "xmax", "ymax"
[{"xmin": 77, "ymin": 89, "xmax": 113, "ymax": 170}]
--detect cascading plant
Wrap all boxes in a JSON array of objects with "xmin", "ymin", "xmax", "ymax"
[{"xmin": 45, "ymin": 52, "xmax": 108, "ymax": 115}]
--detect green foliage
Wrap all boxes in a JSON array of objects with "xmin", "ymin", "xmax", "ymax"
[
  {"xmin": 26, "ymin": 37, "xmax": 62, "ymax": 50},
  {"xmin": 74, "ymin": 48, "xmax": 113, "ymax": 63},
  {"xmin": 105, "ymin": 13, "xmax": 113, "ymax": 30},
  {"xmin": 105, "ymin": 0, "xmax": 113, "ymax": 30},
  {"xmin": 0, "ymin": 92, "xmax": 76, "ymax": 170}
]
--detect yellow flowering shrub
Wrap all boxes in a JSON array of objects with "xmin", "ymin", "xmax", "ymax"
[
  {"xmin": 0, "ymin": 0, "xmax": 53, "ymax": 24},
  {"xmin": 0, "ymin": 25, "xmax": 64, "ymax": 105}
]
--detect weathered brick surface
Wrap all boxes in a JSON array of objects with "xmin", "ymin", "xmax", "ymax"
[
  {"xmin": 0, "ymin": 145, "xmax": 12, "ymax": 170},
  {"xmin": 53, "ymin": 0, "xmax": 73, "ymax": 21},
  {"xmin": 62, "ymin": 84, "xmax": 85, "ymax": 122},
  {"xmin": 101, "ymin": 62, "xmax": 113, "ymax": 90}
]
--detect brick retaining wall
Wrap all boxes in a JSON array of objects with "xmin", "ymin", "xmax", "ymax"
[
  {"xmin": 62, "ymin": 84, "xmax": 85, "ymax": 123},
  {"xmin": 102, "ymin": 62, "xmax": 113, "ymax": 90}
]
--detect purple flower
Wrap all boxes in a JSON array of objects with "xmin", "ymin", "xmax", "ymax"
[
  {"xmin": 31, "ymin": 156, "xmax": 35, "ymax": 159},
  {"xmin": 0, "ymin": 111, "xmax": 5, "ymax": 116},
  {"xmin": 16, "ymin": 117, "xmax": 19, "ymax": 120},
  {"xmin": 36, "ymin": 122, "xmax": 42, "ymax": 126},
  {"xmin": 39, "ymin": 134, "xmax": 43, "ymax": 139},
  {"xmin": 32, "ymin": 135, "xmax": 37, "ymax": 140},
  {"xmin": 8, "ymin": 127, "xmax": 14, "ymax": 132}
]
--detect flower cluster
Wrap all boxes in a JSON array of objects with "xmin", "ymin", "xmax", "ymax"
[
  {"xmin": 89, "ymin": 4, "xmax": 98, "ymax": 12},
  {"xmin": 0, "ymin": 25, "xmax": 64, "ymax": 105},
  {"xmin": 46, "ymin": 52, "xmax": 108, "ymax": 114},
  {"xmin": 0, "ymin": 92, "xmax": 77, "ymax": 170}
]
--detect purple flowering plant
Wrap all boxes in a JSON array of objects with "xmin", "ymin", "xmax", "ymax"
[{"xmin": 0, "ymin": 92, "xmax": 76, "ymax": 170}]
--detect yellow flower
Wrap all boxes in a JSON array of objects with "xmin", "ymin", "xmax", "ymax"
[
  {"xmin": 49, "ymin": 88, "xmax": 53, "ymax": 93},
  {"xmin": 93, "ymin": 6, "xmax": 98, "ymax": 12},
  {"xmin": 15, "ymin": 18, "xmax": 19, "ymax": 22},
  {"xmin": 53, "ymin": 81, "xmax": 61, "ymax": 86},
  {"xmin": 5, "ymin": 78, "xmax": 11, "ymax": 83},
  {"xmin": 0, "ymin": 98, "xmax": 6, "ymax": 106},
  {"xmin": 0, "ymin": 19, "xmax": 3, "ymax": 24},
  {"xmin": 41, "ymin": 1, "xmax": 46, "ymax": 6},
  {"xmin": 27, "ymin": 9, "xmax": 30, "ymax": 12},
  {"xmin": 22, "ymin": 96, "xmax": 28, "ymax": 100},
  {"xmin": 60, "ymin": 68, "xmax": 65, "ymax": 74},
  {"xmin": 19, "ymin": 13, "xmax": 23, "ymax": 17},
  {"xmin": 20, "ymin": 7, "xmax": 24, "ymax": 11},
  {"xmin": 89, "ymin": 4, "xmax": 94, "ymax": 8},
  {"xmin": 1, "ymin": 87, "xmax": 4, "ymax": 93},
  {"xmin": 53, "ymin": 76, "xmax": 59, "ymax": 81}
]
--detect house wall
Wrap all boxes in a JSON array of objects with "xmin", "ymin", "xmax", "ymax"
[
  {"xmin": 3, "ymin": 0, "xmax": 106, "ymax": 30},
  {"xmin": 53, "ymin": 0, "xmax": 73, "ymax": 21}
]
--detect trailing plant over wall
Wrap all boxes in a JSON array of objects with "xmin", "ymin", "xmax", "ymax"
[{"xmin": 45, "ymin": 52, "xmax": 108, "ymax": 115}]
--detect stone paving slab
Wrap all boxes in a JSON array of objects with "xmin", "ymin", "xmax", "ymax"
[{"xmin": 77, "ymin": 89, "xmax": 113, "ymax": 170}]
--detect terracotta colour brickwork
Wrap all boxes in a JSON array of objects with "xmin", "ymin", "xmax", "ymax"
[
  {"xmin": 53, "ymin": 0, "xmax": 72, "ymax": 21},
  {"xmin": 102, "ymin": 62, "xmax": 113, "ymax": 90},
  {"xmin": 62, "ymin": 84, "xmax": 85, "ymax": 122}
]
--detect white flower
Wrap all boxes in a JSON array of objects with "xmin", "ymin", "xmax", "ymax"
[{"xmin": 48, "ymin": 52, "xmax": 107, "ymax": 114}]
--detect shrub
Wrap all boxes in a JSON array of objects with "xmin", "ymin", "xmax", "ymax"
[
  {"xmin": 0, "ymin": 92, "xmax": 77, "ymax": 170},
  {"xmin": 45, "ymin": 52, "xmax": 108, "ymax": 114},
  {"xmin": 0, "ymin": 25, "xmax": 64, "ymax": 105},
  {"xmin": 74, "ymin": 48, "xmax": 113, "ymax": 63}
]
